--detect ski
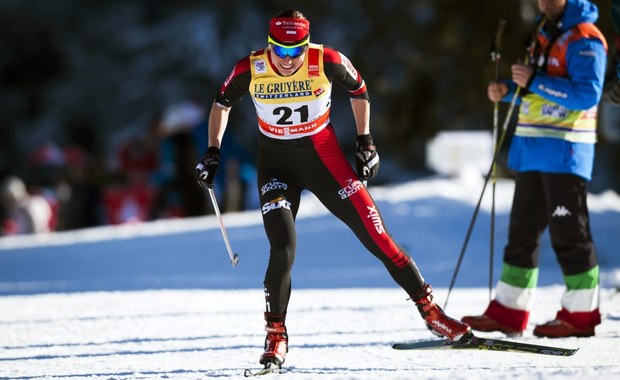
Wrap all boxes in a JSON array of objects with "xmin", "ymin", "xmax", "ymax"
[
  {"xmin": 392, "ymin": 335, "xmax": 578, "ymax": 356},
  {"xmin": 243, "ymin": 363, "xmax": 283, "ymax": 377}
]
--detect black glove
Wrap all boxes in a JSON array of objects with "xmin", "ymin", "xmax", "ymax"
[
  {"xmin": 355, "ymin": 134, "xmax": 380, "ymax": 181},
  {"xmin": 196, "ymin": 146, "xmax": 221, "ymax": 190}
]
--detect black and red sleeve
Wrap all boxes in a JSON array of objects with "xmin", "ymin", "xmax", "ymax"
[
  {"xmin": 214, "ymin": 55, "xmax": 252, "ymax": 107},
  {"xmin": 323, "ymin": 46, "xmax": 369, "ymax": 101}
]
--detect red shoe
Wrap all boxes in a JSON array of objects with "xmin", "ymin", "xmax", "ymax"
[
  {"xmin": 533, "ymin": 319, "xmax": 595, "ymax": 338},
  {"xmin": 414, "ymin": 285, "xmax": 472, "ymax": 342},
  {"xmin": 259, "ymin": 321, "xmax": 288, "ymax": 367},
  {"xmin": 461, "ymin": 314, "xmax": 523, "ymax": 337}
]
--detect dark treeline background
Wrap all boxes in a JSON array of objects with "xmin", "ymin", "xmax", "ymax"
[{"xmin": 1, "ymin": 0, "xmax": 618, "ymax": 187}]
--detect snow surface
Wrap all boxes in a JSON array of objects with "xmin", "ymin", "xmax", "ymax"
[{"xmin": 1, "ymin": 176, "xmax": 619, "ymax": 379}]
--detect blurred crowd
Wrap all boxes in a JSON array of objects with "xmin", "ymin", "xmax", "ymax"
[{"xmin": 0, "ymin": 98, "xmax": 257, "ymax": 237}]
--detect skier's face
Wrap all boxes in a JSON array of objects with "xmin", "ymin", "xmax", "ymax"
[
  {"xmin": 268, "ymin": 47, "xmax": 307, "ymax": 77},
  {"xmin": 538, "ymin": 0, "xmax": 567, "ymax": 20}
]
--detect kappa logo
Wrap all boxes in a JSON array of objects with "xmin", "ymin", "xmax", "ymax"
[
  {"xmin": 552, "ymin": 205, "xmax": 572, "ymax": 217},
  {"xmin": 537, "ymin": 83, "xmax": 568, "ymax": 99},
  {"xmin": 579, "ymin": 50, "xmax": 596, "ymax": 58}
]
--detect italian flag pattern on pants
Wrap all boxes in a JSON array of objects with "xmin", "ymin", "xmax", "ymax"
[{"xmin": 485, "ymin": 264, "xmax": 601, "ymax": 331}]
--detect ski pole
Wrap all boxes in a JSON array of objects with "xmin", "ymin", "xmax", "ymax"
[
  {"xmin": 443, "ymin": 86, "xmax": 521, "ymax": 310},
  {"xmin": 443, "ymin": 18, "xmax": 546, "ymax": 310},
  {"xmin": 206, "ymin": 186, "xmax": 240, "ymax": 268},
  {"xmin": 488, "ymin": 18, "xmax": 506, "ymax": 303}
]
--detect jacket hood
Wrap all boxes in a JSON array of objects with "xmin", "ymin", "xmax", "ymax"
[{"xmin": 560, "ymin": 0, "xmax": 599, "ymax": 30}]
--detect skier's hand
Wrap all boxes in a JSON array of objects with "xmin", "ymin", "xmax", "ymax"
[
  {"xmin": 355, "ymin": 134, "xmax": 380, "ymax": 181},
  {"xmin": 196, "ymin": 146, "xmax": 220, "ymax": 190}
]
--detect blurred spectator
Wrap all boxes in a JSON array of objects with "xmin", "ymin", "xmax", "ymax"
[
  {"xmin": 0, "ymin": 175, "xmax": 53, "ymax": 235},
  {"xmin": 56, "ymin": 144, "xmax": 104, "ymax": 230},
  {"xmin": 158, "ymin": 96, "xmax": 258, "ymax": 213},
  {"xmin": 150, "ymin": 99, "xmax": 210, "ymax": 218},
  {"xmin": 102, "ymin": 180, "xmax": 155, "ymax": 225},
  {"xmin": 104, "ymin": 123, "xmax": 160, "ymax": 225},
  {"xmin": 218, "ymin": 131, "xmax": 257, "ymax": 212},
  {"xmin": 25, "ymin": 140, "xmax": 104, "ymax": 231}
]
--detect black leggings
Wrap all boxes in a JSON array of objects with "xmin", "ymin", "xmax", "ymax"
[{"xmin": 257, "ymin": 126, "xmax": 425, "ymax": 317}]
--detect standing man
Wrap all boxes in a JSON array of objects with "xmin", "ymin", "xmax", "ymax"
[
  {"xmin": 462, "ymin": 0, "xmax": 607, "ymax": 338},
  {"xmin": 196, "ymin": 8, "xmax": 471, "ymax": 369}
]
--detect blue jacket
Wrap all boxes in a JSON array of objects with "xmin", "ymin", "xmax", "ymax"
[{"xmin": 501, "ymin": 0, "xmax": 607, "ymax": 180}]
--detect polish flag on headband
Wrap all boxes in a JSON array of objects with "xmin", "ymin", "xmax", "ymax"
[{"xmin": 269, "ymin": 17, "xmax": 310, "ymax": 45}]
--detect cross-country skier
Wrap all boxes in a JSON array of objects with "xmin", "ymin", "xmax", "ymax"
[
  {"xmin": 195, "ymin": 8, "xmax": 471, "ymax": 369},
  {"xmin": 462, "ymin": 0, "xmax": 607, "ymax": 338}
]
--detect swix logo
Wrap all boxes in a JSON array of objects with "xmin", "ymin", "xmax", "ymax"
[
  {"xmin": 313, "ymin": 86, "xmax": 325, "ymax": 97},
  {"xmin": 339, "ymin": 52, "xmax": 358, "ymax": 80},
  {"xmin": 552, "ymin": 205, "xmax": 572, "ymax": 217},
  {"xmin": 366, "ymin": 205, "xmax": 384, "ymax": 234},
  {"xmin": 431, "ymin": 320, "xmax": 452, "ymax": 334},
  {"xmin": 261, "ymin": 178, "xmax": 288, "ymax": 195},
  {"xmin": 264, "ymin": 287, "xmax": 271, "ymax": 313},
  {"xmin": 262, "ymin": 196, "xmax": 291, "ymax": 215},
  {"xmin": 223, "ymin": 69, "xmax": 235, "ymax": 88},
  {"xmin": 338, "ymin": 178, "xmax": 364, "ymax": 199}
]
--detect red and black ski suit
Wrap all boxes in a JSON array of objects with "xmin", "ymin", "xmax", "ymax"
[{"xmin": 215, "ymin": 44, "xmax": 425, "ymax": 320}]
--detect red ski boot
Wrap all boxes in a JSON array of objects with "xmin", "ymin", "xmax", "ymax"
[
  {"xmin": 259, "ymin": 320, "xmax": 288, "ymax": 367},
  {"xmin": 413, "ymin": 284, "xmax": 472, "ymax": 342},
  {"xmin": 533, "ymin": 318, "xmax": 595, "ymax": 338},
  {"xmin": 461, "ymin": 314, "xmax": 523, "ymax": 337}
]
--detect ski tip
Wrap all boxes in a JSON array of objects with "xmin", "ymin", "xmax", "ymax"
[
  {"xmin": 244, "ymin": 362, "xmax": 283, "ymax": 377},
  {"xmin": 566, "ymin": 347, "xmax": 579, "ymax": 356}
]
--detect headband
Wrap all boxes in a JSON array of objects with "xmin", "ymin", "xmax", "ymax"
[{"xmin": 268, "ymin": 17, "xmax": 310, "ymax": 45}]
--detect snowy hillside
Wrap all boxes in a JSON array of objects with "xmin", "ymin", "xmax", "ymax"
[{"xmin": 1, "ymin": 176, "xmax": 619, "ymax": 379}]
